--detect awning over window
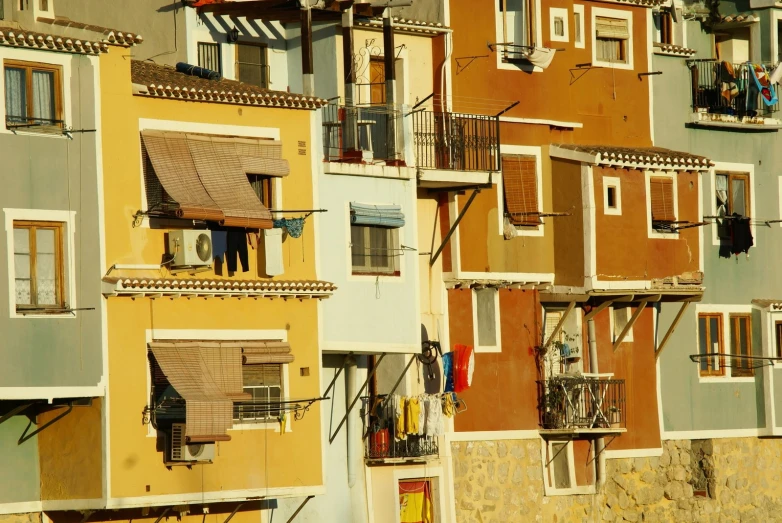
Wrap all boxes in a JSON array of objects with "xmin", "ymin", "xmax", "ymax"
[
  {"xmin": 350, "ymin": 203, "xmax": 405, "ymax": 228},
  {"xmin": 141, "ymin": 131, "xmax": 283, "ymax": 228},
  {"xmin": 241, "ymin": 341, "xmax": 295, "ymax": 364},
  {"xmin": 148, "ymin": 341, "xmax": 246, "ymax": 442},
  {"xmin": 596, "ymin": 17, "xmax": 629, "ymax": 40}
]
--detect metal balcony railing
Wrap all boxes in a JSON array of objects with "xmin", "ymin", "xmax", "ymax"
[
  {"xmin": 413, "ymin": 111, "xmax": 499, "ymax": 172},
  {"xmin": 364, "ymin": 394, "xmax": 439, "ymax": 461},
  {"xmin": 322, "ymin": 103, "xmax": 403, "ymax": 163},
  {"xmin": 536, "ymin": 376, "xmax": 626, "ymax": 431},
  {"xmin": 689, "ymin": 60, "xmax": 779, "ymax": 120}
]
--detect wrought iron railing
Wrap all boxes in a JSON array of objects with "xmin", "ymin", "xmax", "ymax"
[
  {"xmin": 322, "ymin": 103, "xmax": 403, "ymax": 163},
  {"xmin": 413, "ymin": 111, "xmax": 499, "ymax": 172},
  {"xmin": 5, "ymin": 115, "xmax": 65, "ymax": 130},
  {"xmin": 536, "ymin": 377, "xmax": 625, "ymax": 431},
  {"xmin": 689, "ymin": 60, "xmax": 779, "ymax": 119},
  {"xmin": 364, "ymin": 394, "xmax": 439, "ymax": 460}
]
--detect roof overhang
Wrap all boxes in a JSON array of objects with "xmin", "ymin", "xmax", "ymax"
[
  {"xmin": 549, "ymin": 144, "xmax": 713, "ymax": 172},
  {"xmin": 102, "ymin": 277, "xmax": 336, "ymax": 300}
]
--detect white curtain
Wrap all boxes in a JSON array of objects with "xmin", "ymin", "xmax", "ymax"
[
  {"xmin": 597, "ymin": 39, "xmax": 622, "ymax": 63},
  {"xmin": 4, "ymin": 67, "xmax": 25, "ymax": 123},
  {"xmin": 31, "ymin": 70, "xmax": 54, "ymax": 123}
]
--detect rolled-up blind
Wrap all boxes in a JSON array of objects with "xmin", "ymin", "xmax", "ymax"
[
  {"xmin": 350, "ymin": 202, "xmax": 405, "ymax": 228},
  {"xmin": 596, "ymin": 17, "xmax": 629, "ymax": 39}
]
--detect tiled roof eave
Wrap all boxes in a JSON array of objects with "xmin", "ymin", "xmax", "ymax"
[
  {"xmin": 590, "ymin": 0, "xmax": 665, "ymax": 7},
  {"xmin": 104, "ymin": 278, "xmax": 337, "ymax": 299},
  {"xmin": 0, "ymin": 28, "xmax": 107, "ymax": 55},
  {"xmin": 653, "ymin": 43, "xmax": 697, "ymax": 56},
  {"xmin": 594, "ymin": 158, "xmax": 713, "ymax": 171},
  {"xmin": 134, "ymin": 87, "xmax": 327, "ymax": 110},
  {"xmin": 35, "ymin": 17, "xmax": 143, "ymax": 47},
  {"xmin": 357, "ymin": 17, "xmax": 450, "ymax": 35}
]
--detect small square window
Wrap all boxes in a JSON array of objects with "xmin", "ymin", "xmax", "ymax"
[
  {"xmin": 351, "ymin": 225, "xmax": 399, "ymax": 276},
  {"xmin": 549, "ymin": 8, "xmax": 569, "ymax": 43},
  {"xmin": 607, "ymin": 187, "xmax": 616, "ymax": 208},
  {"xmin": 573, "ymin": 5, "xmax": 585, "ymax": 48},
  {"xmin": 197, "ymin": 42, "xmax": 222, "ymax": 75},
  {"xmin": 473, "ymin": 288, "xmax": 501, "ymax": 352},
  {"xmin": 554, "ymin": 18, "xmax": 565, "ymax": 37},
  {"xmin": 603, "ymin": 176, "xmax": 621, "ymax": 215}
]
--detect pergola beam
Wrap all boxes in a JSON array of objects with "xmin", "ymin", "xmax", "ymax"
[
  {"xmin": 613, "ymin": 301, "xmax": 648, "ymax": 350},
  {"xmin": 655, "ymin": 302, "xmax": 690, "ymax": 360},
  {"xmin": 543, "ymin": 301, "xmax": 576, "ymax": 350}
]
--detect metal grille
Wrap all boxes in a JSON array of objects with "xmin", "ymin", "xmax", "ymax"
[
  {"xmin": 322, "ymin": 103, "xmax": 403, "ymax": 162},
  {"xmin": 413, "ymin": 111, "xmax": 499, "ymax": 172},
  {"xmin": 197, "ymin": 42, "xmax": 221, "ymax": 74},
  {"xmin": 689, "ymin": 60, "xmax": 779, "ymax": 118},
  {"xmin": 537, "ymin": 377, "xmax": 626, "ymax": 430}
]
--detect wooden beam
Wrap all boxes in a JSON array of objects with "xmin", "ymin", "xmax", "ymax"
[
  {"xmin": 655, "ymin": 302, "xmax": 690, "ymax": 360},
  {"xmin": 613, "ymin": 301, "xmax": 647, "ymax": 350},
  {"xmin": 342, "ymin": 8, "xmax": 355, "ymax": 105},
  {"xmin": 300, "ymin": 7, "xmax": 314, "ymax": 96},
  {"xmin": 543, "ymin": 301, "xmax": 576, "ymax": 350},
  {"xmin": 583, "ymin": 300, "xmax": 613, "ymax": 322}
]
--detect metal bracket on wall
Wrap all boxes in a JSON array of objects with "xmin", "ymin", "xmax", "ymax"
[
  {"xmin": 18, "ymin": 402, "xmax": 73, "ymax": 445},
  {"xmin": 569, "ymin": 63, "xmax": 598, "ymax": 85},
  {"xmin": 455, "ymin": 55, "xmax": 489, "ymax": 75},
  {"xmin": 637, "ymin": 71, "xmax": 663, "ymax": 80},
  {"xmin": 328, "ymin": 353, "xmax": 387, "ymax": 443},
  {"xmin": 223, "ymin": 502, "xmax": 244, "ymax": 523},
  {"xmin": 0, "ymin": 403, "xmax": 32, "ymax": 427},
  {"xmin": 322, "ymin": 351, "xmax": 354, "ymax": 399},
  {"xmin": 588, "ymin": 435, "xmax": 618, "ymax": 465},
  {"xmin": 544, "ymin": 435, "xmax": 575, "ymax": 467},
  {"xmin": 286, "ymin": 496, "xmax": 315, "ymax": 523},
  {"xmin": 429, "ymin": 179, "xmax": 492, "ymax": 267},
  {"xmin": 655, "ymin": 301, "xmax": 689, "ymax": 360},
  {"xmin": 153, "ymin": 507, "xmax": 171, "ymax": 523}
]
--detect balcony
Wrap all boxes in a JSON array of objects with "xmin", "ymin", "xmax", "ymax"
[
  {"xmin": 536, "ymin": 376, "xmax": 626, "ymax": 435},
  {"xmin": 364, "ymin": 394, "xmax": 439, "ymax": 463},
  {"xmin": 322, "ymin": 103, "xmax": 404, "ymax": 165},
  {"xmin": 688, "ymin": 60, "xmax": 782, "ymax": 129}
]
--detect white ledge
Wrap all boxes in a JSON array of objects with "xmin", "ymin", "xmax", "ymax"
[{"xmin": 499, "ymin": 116, "xmax": 583, "ymax": 129}]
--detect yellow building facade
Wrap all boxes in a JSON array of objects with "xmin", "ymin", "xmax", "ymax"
[{"xmin": 42, "ymin": 47, "xmax": 332, "ymax": 523}]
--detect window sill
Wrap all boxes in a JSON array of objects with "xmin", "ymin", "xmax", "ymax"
[
  {"xmin": 649, "ymin": 230, "xmax": 679, "ymax": 240},
  {"xmin": 4, "ymin": 126, "xmax": 69, "ymax": 139},
  {"xmin": 592, "ymin": 60, "xmax": 633, "ymax": 71},
  {"xmin": 474, "ymin": 346, "xmax": 501, "ymax": 353},
  {"xmin": 698, "ymin": 376, "xmax": 756, "ymax": 383},
  {"xmin": 230, "ymin": 422, "xmax": 290, "ymax": 433},
  {"xmin": 351, "ymin": 271, "xmax": 401, "ymax": 277}
]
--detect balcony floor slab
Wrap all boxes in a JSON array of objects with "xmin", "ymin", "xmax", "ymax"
[{"xmin": 417, "ymin": 168, "xmax": 497, "ymax": 188}]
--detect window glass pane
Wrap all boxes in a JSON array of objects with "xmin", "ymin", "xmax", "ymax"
[
  {"xmin": 237, "ymin": 44, "xmax": 262, "ymax": 64},
  {"xmin": 554, "ymin": 18, "xmax": 564, "ymax": 36},
  {"xmin": 709, "ymin": 317, "xmax": 721, "ymax": 372},
  {"xmin": 552, "ymin": 443, "xmax": 571, "ymax": 489},
  {"xmin": 476, "ymin": 289, "xmax": 497, "ymax": 347},
  {"xmin": 505, "ymin": 0, "xmax": 529, "ymax": 46},
  {"xmin": 369, "ymin": 226, "xmax": 390, "ymax": 269},
  {"xmin": 13, "ymin": 227, "xmax": 31, "ymax": 305},
  {"xmin": 197, "ymin": 42, "xmax": 221, "ymax": 73},
  {"xmin": 597, "ymin": 38, "xmax": 623, "ymax": 62},
  {"xmin": 698, "ymin": 316, "xmax": 708, "ymax": 372},
  {"xmin": 607, "ymin": 187, "xmax": 616, "ymax": 208},
  {"xmin": 613, "ymin": 308, "xmax": 630, "ymax": 339},
  {"xmin": 237, "ymin": 44, "xmax": 266, "ymax": 87},
  {"xmin": 35, "ymin": 228, "xmax": 56, "ymax": 305},
  {"xmin": 777, "ymin": 323, "xmax": 782, "ymax": 358},
  {"xmin": 731, "ymin": 178, "xmax": 746, "ymax": 217},
  {"xmin": 574, "ymin": 12, "xmax": 582, "ymax": 42},
  {"xmin": 351, "ymin": 225, "xmax": 365, "ymax": 268},
  {"xmin": 5, "ymin": 67, "xmax": 26, "ymax": 123},
  {"xmin": 13, "ymin": 227, "xmax": 30, "ymax": 254},
  {"xmin": 31, "ymin": 70, "xmax": 55, "ymax": 123}
]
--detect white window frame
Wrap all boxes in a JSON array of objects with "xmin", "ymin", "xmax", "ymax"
[
  {"xmin": 4, "ymin": 208, "xmax": 76, "ymax": 319},
  {"xmin": 603, "ymin": 176, "xmax": 622, "ymax": 215},
  {"xmin": 549, "ymin": 8, "xmax": 570, "ymax": 42},
  {"xmin": 144, "ymin": 329, "xmax": 292, "ymax": 436},
  {"xmin": 493, "ymin": 0, "xmax": 544, "ymax": 72},
  {"xmin": 496, "ymin": 144, "xmax": 545, "ymax": 237},
  {"xmin": 695, "ymin": 305, "xmax": 757, "ymax": 383},
  {"xmin": 472, "ymin": 287, "xmax": 501, "ymax": 353},
  {"xmin": 644, "ymin": 170, "xmax": 679, "ymax": 239},
  {"xmin": 350, "ymin": 224, "xmax": 401, "ymax": 276},
  {"xmin": 573, "ymin": 4, "xmax": 585, "ymax": 49},
  {"xmin": 709, "ymin": 163, "xmax": 755, "ymax": 247},
  {"xmin": 591, "ymin": 7, "xmax": 634, "ymax": 70},
  {"xmin": 540, "ymin": 438, "xmax": 595, "ymax": 496},
  {"xmin": 232, "ymin": 364, "xmax": 285, "ymax": 424},
  {"xmin": 609, "ymin": 305, "xmax": 634, "ymax": 344}
]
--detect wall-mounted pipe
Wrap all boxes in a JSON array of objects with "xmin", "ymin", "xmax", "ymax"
[
  {"xmin": 588, "ymin": 319, "xmax": 607, "ymax": 487},
  {"xmin": 345, "ymin": 355, "xmax": 358, "ymax": 488}
]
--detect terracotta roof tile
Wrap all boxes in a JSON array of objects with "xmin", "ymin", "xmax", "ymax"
[
  {"xmin": 104, "ymin": 277, "xmax": 337, "ymax": 299},
  {"xmin": 0, "ymin": 24, "xmax": 107, "ymax": 55},
  {"xmin": 36, "ymin": 16, "xmax": 142, "ymax": 46},
  {"xmin": 653, "ymin": 42, "xmax": 696, "ymax": 57},
  {"xmin": 551, "ymin": 144, "xmax": 713, "ymax": 170},
  {"xmin": 131, "ymin": 60, "xmax": 328, "ymax": 110}
]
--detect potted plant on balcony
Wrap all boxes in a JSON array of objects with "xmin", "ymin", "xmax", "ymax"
[{"xmin": 608, "ymin": 406, "xmax": 622, "ymax": 428}]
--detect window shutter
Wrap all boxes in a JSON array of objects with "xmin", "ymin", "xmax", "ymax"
[
  {"xmin": 596, "ymin": 17, "xmax": 629, "ymax": 39},
  {"xmin": 502, "ymin": 155, "xmax": 539, "ymax": 226},
  {"xmin": 243, "ymin": 364, "xmax": 282, "ymax": 387},
  {"xmin": 650, "ymin": 177, "xmax": 676, "ymax": 222}
]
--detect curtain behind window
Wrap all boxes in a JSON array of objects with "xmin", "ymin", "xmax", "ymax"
[
  {"xmin": 31, "ymin": 70, "xmax": 54, "ymax": 123},
  {"xmin": 4, "ymin": 67, "xmax": 26, "ymax": 123}
]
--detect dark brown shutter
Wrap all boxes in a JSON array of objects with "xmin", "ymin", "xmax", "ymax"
[
  {"xmin": 502, "ymin": 155, "xmax": 539, "ymax": 226},
  {"xmin": 650, "ymin": 177, "xmax": 676, "ymax": 222}
]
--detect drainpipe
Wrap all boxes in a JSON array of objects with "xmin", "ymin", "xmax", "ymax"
[
  {"xmin": 588, "ymin": 318, "xmax": 607, "ymax": 487},
  {"xmin": 345, "ymin": 355, "xmax": 357, "ymax": 488}
]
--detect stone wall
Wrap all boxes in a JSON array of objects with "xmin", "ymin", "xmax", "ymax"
[
  {"xmin": 0, "ymin": 514, "xmax": 41, "ymax": 523},
  {"xmin": 452, "ymin": 437, "xmax": 782, "ymax": 523}
]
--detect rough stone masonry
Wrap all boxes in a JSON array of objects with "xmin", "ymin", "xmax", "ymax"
[{"xmin": 452, "ymin": 437, "xmax": 782, "ymax": 522}]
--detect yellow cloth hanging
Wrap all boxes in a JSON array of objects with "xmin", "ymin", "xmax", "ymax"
[
  {"xmin": 279, "ymin": 412, "xmax": 287, "ymax": 434},
  {"xmin": 443, "ymin": 393, "xmax": 455, "ymax": 418},
  {"xmin": 399, "ymin": 480, "xmax": 433, "ymax": 523},
  {"xmin": 405, "ymin": 397, "xmax": 420, "ymax": 435},
  {"xmin": 396, "ymin": 396, "xmax": 407, "ymax": 441}
]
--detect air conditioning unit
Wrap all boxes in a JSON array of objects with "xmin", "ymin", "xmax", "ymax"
[
  {"xmin": 169, "ymin": 423, "xmax": 215, "ymax": 462},
  {"xmin": 168, "ymin": 230, "xmax": 213, "ymax": 267}
]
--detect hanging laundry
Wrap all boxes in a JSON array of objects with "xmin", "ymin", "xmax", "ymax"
[
  {"xmin": 226, "ymin": 230, "xmax": 249, "ymax": 272},
  {"xmin": 211, "ymin": 230, "xmax": 228, "ymax": 262},
  {"xmin": 424, "ymin": 394, "xmax": 444, "ymax": 437},
  {"xmin": 405, "ymin": 397, "xmax": 420, "ymax": 435},
  {"xmin": 273, "ymin": 217, "xmax": 306, "ymax": 238},
  {"xmin": 750, "ymin": 63, "xmax": 778, "ymax": 106},
  {"xmin": 730, "ymin": 215, "xmax": 754, "ymax": 257},
  {"xmin": 394, "ymin": 395, "xmax": 406, "ymax": 441},
  {"xmin": 442, "ymin": 351, "xmax": 455, "ymax": 393},
  {"xmin": 719, "ymin": 61, "xmax": 739, "ymax": 102},
  {"xmin": 443, "ymin": 392, "xmax": 456, "ymax": 418},
  {"xmin": 399, "ymin": 480, "xmax": 434, "ymax": 523},
  {"xmin": 525, "ymin": 47, "xmax": 556, "ymax": 69},
  {"xmin": 418, "ymin": 396, "xmax": 427, "ymax": 436}
]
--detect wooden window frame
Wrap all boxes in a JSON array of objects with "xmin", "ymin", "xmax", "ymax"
[
  {"xmin": 716, "ymin": 171, "xmax": 751, "ymax": 240},
  {"xmin": 3, "ymin": 59, "xmax": 63, "ymax": 129},
  {"xmin": 658, "ymin": 10, "xmax": 673, "ymax": 45},
  {"xmin": 13, "ymin": 220, "xmax": 65, "ymax": 311},
  {"xmin": 698, "ymin": 313, "xmax": 725, "ymax": 377},
  {"xmin": 729, "ymin": 314, "xmax": 753, "ymax": 377},
  {"xmin": 776, "ymin": 321, "xmax": 782, "ymax": 359},
  {"xmin": 247, "ymin": 174, "xmax": 274, "ymax": 208},
  {"xmin": 235, "ymin": 42, "xmax": 269, "ymax": 89},
  {"xmin": 595, "ymin": 15, "xmax": 630, "ymax": 65},
  {"xmin": 350, "ymin": 224, "xmax": 400, "ymax": 277}
]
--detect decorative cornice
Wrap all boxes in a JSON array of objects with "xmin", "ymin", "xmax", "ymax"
[
  {"xmin": 653, "ymin": 42, "xmax": 696, "ymax": 56},
  {"xmin": 103, "ymin": 278, "xmax": 337, "ymax": 299}
]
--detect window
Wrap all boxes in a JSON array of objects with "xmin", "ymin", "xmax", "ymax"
[
  {"xmin": 39, "ymin": 0, "xmax": 48, "ymax": 10},
  {"xmin": 13, "ymin": 221, "xmax": 65, "ymax": 311},
  {"xmin": 573, "ymin": 5, "xmax": 585, "ymax": 48},
  {"xmin": 502, "ymin": 154, "xmax": 540, "ymax": 227},
  {"xmin": 698, "ymin": 313, "xmax": 724, "ymax": 377},
  {"xmin": 248, "ymin": 175, "xmax": 273, "ymax": 208},
  {"xmin": 551, "ymin": 442, "xmax": 571, "ymax": 489},
  {"xmin": 4, "ymin": 60, "xmax": 63, "ymax": 129},
  {"xmin": 500, "ymin": 0, "xmax": 534, "ymax": 48},
  {"xmin": 474, "ymin": 288, "xmax": 500, "ymax": 352},
  {"xmin": 399, "ymin": 479, "xmax": 435, "ymax": 522},
  {"xmin": 369, "ymin": 57, "xmax": 386, "ymax": 105},
  {"xmin": 18, "ymin": 0, "xmax": 27, "ymax": 10},
  {"xmin": 729, "ymin": 315, "xmax": 753, "ymax": 377},
  {"xmin": 197, "ymin": 42, "xmax": 221, "ymax": 74},
  {"xmin": 236, "ymin": 43, "xmax": 268, "ymax": 88},
  {"xmin": 603, "ymin": 176, "xmax": 621, "ymax": 215},
  {"xmin": 716, "ymin": 172, "xmax": 750, "ymax": 240},
  {"xmin": 778, "ymin": 20, "xmax": 782, "ymax": 63},
  {"xmin": 595, "ymin": 16, "xmax": 629, "ymax": 65},
  {"xmin": 351, "ymin": 225, "xmax": 399, "ymax": 276},
  {"xmin": 655, "ymin": 11, "xmax": 673, "ymax": 45},
  {"xmin": 650, "ymin": 176, "xmax": 676, "ymax": 232},
  {"xmin": 549, "ymin": 8, "xmax": 569, "ymax": 43},
  {"xmin": 233, "ymin": 364, "xmax": 283, "ymax": 423},
  {"xmin": 776, "ymin": 321, "xmax": 782, "ymax": 359},
  {"xmin": 612, "ymin": 306, "xmax": 634, "ymax": 343}
]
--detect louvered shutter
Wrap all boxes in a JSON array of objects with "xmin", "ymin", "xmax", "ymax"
[
  {"xmin": 596, "ymin": 17, "xmax": 629, "ymax": 39},
  {"xmin": 502, "ymin": 155, "xmax": 540, "ymax": 226},
  {"xmin": 650, "ymin": 177, "xmax": 676, "ymax": 222}
]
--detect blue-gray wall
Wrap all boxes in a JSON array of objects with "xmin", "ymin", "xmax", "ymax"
[{"xmin": 0, "ymin": 416, "xmax": 40, "ymax": 504}]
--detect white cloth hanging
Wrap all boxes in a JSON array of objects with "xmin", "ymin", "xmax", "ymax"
[{"xmin": 263, "ymin": 228, "xmax": 283, "ymax": 276}]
